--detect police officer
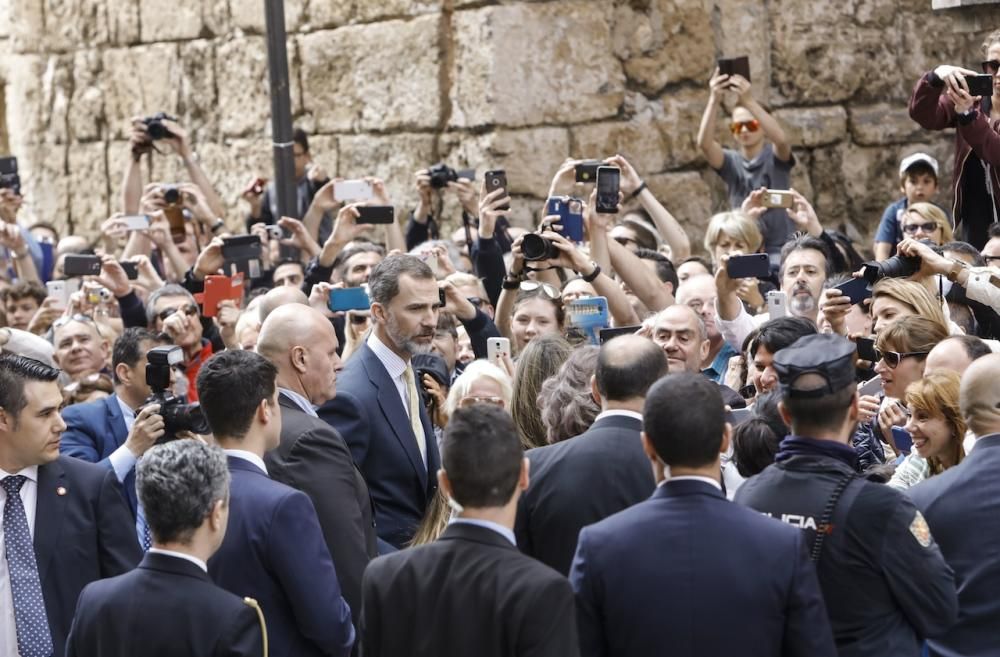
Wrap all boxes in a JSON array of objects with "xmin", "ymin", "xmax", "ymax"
[{"xmin": 735, "ymin": 333, "xmax": 957, "ymax": 657}]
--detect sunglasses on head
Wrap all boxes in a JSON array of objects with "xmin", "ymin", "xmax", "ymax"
[
  {"xmin": 157, "ymin": 303, "xmax": 198, "ymax": 323},
  {"xmin": 875, "ymin": 349, "xmax": 929, "ymax": 369},
  {"xmin": 519, "ymin": 281, "xmax": 561, "ymax": 300},
  {"xmin": 902, "ymin": 222, "xmax": 939, "ymax": 235},
  {"xmin": 981, "ymin": 59, "xmax": 999, "ymax": 75},
  {"xmin": 729, "ymin": 119, "xmax": 761, "ymax": 135},
  {"xmin": 52, "ymin": 313, "xmax": 96, "ymax": 329},
  {"xmin": 613, "ymin": 236, "xmax": 638, "ymax": 247}
]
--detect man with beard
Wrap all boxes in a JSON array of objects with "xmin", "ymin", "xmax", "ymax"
[
  {"xmin": 319, "ymin": 255, "xmax": 441, "ymax": 550},
  {"xmin": 715, "ymin": 235, "xmax": 830, "ymax": 351}
]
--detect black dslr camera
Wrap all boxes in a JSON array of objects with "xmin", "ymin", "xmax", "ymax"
[
  {"xmin": 0, "ymin": 156, "xmax": 21, "ymax": 196},
  {"xmin": 142, "ymin": 112, "xmax": 176, "ymax": 141},
  {"xmin": 142, "ymin": 346, "xmax": 210, "ymax": 442},
  {"xmin": 861, "ymin": 239, "xmax": 938, "ymax": 284},
  {"xmin": 428, "ymin": 163, "xmax": 459, "ymax": 189},
  {"xmin": 521, "ymin": 233, "xmax": 556, "ymax": 261}
]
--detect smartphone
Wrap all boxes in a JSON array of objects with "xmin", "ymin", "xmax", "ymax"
[
  {"xmin": 201, "ymin": 274, "xmax": 245, "ymax": 318},
  {"xmin": 595, "ymin": 166, "xmax": 620, "ymax": 214},
  {"xmin": 575, "ymin": 160, "xmax": 602, "ymax": 183},
  {"xmin": 766, "ymin": 290, "xmax": 787, "ymax": 318},
  {"xmin": 762, "ymin": 189, "xmax": 794, "ymax": 209},
  {"xmin": 545, "ymin": 197, "xmax": 585, "ymax": 242},
  {"xmin": 965, "ymin": 74, "xmax": 993, "ymax": 97},
  {"xmin": 356, "ymin": 205, "xmax": 395, "ymax": 225},
  {"xmin": 857, "ymin": 374, "xmax": 882, "ymax": 397},
  {"xmin": 891, "ymin": 426, "xmax": 913, "ymax": 455},
  {"xmin": 717, "ymin": 56, "xmax": 751, "ymax": 83},
  {"xmin": 0, "ymin": 156, "xmax": 20, "ymax": 195},
  {"xmin": 834, "ymin": 277, "xmax": 872, "ymax": 306},
  {"xmin": 487, "ymin": 337, "xmax": 511, "ymax": 365},
  {"xmin": 121, "ymin": 214, "xmax": 149, "ymax": 231},
  {"xmin": 328, "ymin": 287, "xmax": 371, "ymax": 313},
  {"xmin": 727, "ymin": 253, "xmax": 770, "ymax": 279},
  {"xmin": 221, "ymin": 235, "xmax": 263, "ymax": 279},
  {"xmin": 599, "ymin": 325, "xmax": 641, "ymax": 344},
  {"xmin": 118, "ymin": 261, "xmax": 139, "ymax": 280},
  {"xmin": 63, "ymin": 254, "xmax": 102, "ymax": 277},
  {"xmin": 568, "ymin": 296, "xmax": 610, "ymax": 345},
  {"xmin": 334, "ymin": 179, "xmax": 374, "ymax": 202},
  {"xmin": 855, "ymin": 337, "xmax": 878, "ymax": 364},
  {"xmin": 484, "ymin": 170, "xmax": 510, "ymax": 211},
  {"xmin": 46, "ymin": 280, "xmax": 67, "ymax": 308},
  {"xmin": 438, "ymin": 288, "xmax": 446, "ymax": 307},
  {"xmin": 727, "ymin": 407, "xmax": 753, "ymax": 427}
]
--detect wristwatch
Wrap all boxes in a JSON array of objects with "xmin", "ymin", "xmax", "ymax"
[{"xmin": 946, "ymin": 259, "xmax": 969, "ymax": 283}]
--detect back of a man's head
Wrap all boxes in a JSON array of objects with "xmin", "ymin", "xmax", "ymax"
[
  {"xmin": 643, "ymin": 373, "xmax": 725, "ymax": 468},
  {"xmin": 961, "ymin": 353, "xmax": 1000, "ymax": 437},
  {"xmin": 258, "ymin": 286, "xmax": 309, "ymax": 323},
  {"xmin": 196, "ymin": 350, "xmax": 277, "ymax": 441},
  {"xmin": 926, "ymin": 334, "xmax": 992, "ymax": 376},
  {"xmin": 137, "ymin": 439, "xmax": 230, "ymax": 545},
  {"xmin": 596, "ymin": 334, "xmax": 668, "ymax": 401},
  {"xmin": 441, "ymin": 404, "xmax": 523, "ymax": 509}
]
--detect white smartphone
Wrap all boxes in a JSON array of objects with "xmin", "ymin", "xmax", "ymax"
[
  {"xmin": 857, "ymin": 375, "xmax": 882, "ymax": 397},
  {"xmin": 334, "ymin": 179, "xmax": 374, "ymax": 202},
  {"xmin": 487, "ymin": 337, "xmax": 510, "ymax": 365},
  {"xmin": 46, "ymin": 280, "xmax": 68, "ymax": 308},
  {"xmin": 767, "ymin": 290, "xmax": 787, "ymax": 319},
  {"xmin": 121, "ymin": 214, "xmax": 150, "ymax": 231},
  {"xmin": 727, "ymin": 407, "xmax": 753, "ymax": 427}
]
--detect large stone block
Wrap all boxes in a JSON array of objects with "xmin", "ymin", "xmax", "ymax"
[
  {"xmin": 849, "ymin": 103, "xmax": 926, "ymax": 146},
  {"xmin": 179, "ymin": 39, "xmax": 219, "ymax": 142},
  {"xmin": 16, "ymin": 139, "xmax": 69, "ymax": 230},
  {"xmin": 66, "ymin": 141, "xmax": 110, "ymax": 237},
  {"xmin": 773, "ymin": 106, "xmax": 847, "ymax": 148},
  {"xmin": 0, "ymin": 0, "xmax": 12, "ymax": 39},
  {"xmin": 573, "ymin": 117, "xmax": 667, "ymax": 179},
  {"xmin": 306, "ymin": 0, "xmax": 353, "ymax": 29},
  {"xmin": 714, "ymin": 0, "xmax": 772, "ymax": 105},
  {"xmin": 197, "ymin": 138, "xmax": 274, "ymax": 227},
  {"xmin": 356, "ymin": 0, "xmax": 440, "ymax": 22},
  {"xmin": 337, "ymin": 133, "xmax": 436, "ymax": 213},
  {"xmin": 106, "ymin": 0, "xmax": 140, "ymax": 45},
  {"xmin": 69, "ymin": 49, "xmax": 105, "ymax": 143},
  {"xmin": 139, "ymin": 0, "xmax": 202, "ymax": 42},
  {"xmin": 215, "ymin": 37, "xmax": 270, "ymax": 139},
  {"xmin": 4, "ymin": 54, "xmax": 47, "ymax": 147},
  {"xmin": 8, "ymin": 0, "xmax": 43, "ymax": 53},
  {"xmin": 450, "ymin": 3, "xmax": 624, "ymax": 129},
  {"xmin": 40, "ymin": 0, "xmax": 109, "ymax": 51},
  {"xmin": 102, "ymin": 44, "xmax": 181, "ymax": 141},
  {"xmin": 299, "ymin": 16, "xmax": 441, "ymax": 133},
  {"xmin": 647, "ymin": 170, "xmax": 717, "ymax": 253},
  {"xmin": 231, "ymin": 0, "xmax": 305, "ymax": 33}
]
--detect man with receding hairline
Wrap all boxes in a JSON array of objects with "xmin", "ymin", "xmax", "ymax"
[
  {"xmin": 676, "ymin": 273, "xmax": 738, "ymax": 383},
  {"xmin": 257, "ymin": 285, "xmax": 309, "ymax": 323}
]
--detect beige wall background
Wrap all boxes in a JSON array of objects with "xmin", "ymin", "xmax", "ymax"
[{"xmin": 0, "ymin": 0, "xmax": 997, "ymax": 253}]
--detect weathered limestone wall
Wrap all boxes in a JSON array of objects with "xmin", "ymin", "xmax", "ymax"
[{"xmin": 0, "ymin": 0, "xmax": 997, "ymax": 252}]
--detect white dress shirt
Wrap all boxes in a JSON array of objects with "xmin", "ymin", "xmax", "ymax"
[
  {"xmin": 278, "ymin": 387, "xmax": 317, "ymax": 418},
  {"xmin": 366, "ymin": 332, "xmax": 412, "ymax": 421},
  {"xmin": 593, "ymin": 409, "xmax": 644, "ymax": 424},
  {"xmin": 224, "ymin": 449, "xmax": 268, "ymax": 475},
  {"xmin": 147, "ymin": 547, "xmax": 208, "ymax": 573},
  {"xmin": 0, "ymin": 465, "xmax": 39, "ymax": 657},
  {"xmin": 660, "ymin": 475, "xmax": 724, "ymax": 491},
  {"xmin": 108, "ymin": 394, "xmax": 138, "ymax": 484}
]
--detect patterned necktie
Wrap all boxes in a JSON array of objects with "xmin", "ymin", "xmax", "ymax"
[
  {"xmin": 137, "ymin": 504, "xmax": 152, "ymax": 552},
  {"xmin": 2, "ymin": 475, "xmax": 53, "ymax": 657},
  {"xmin": 402, "ymin": 364, "xmax": 428, "ymax": 468}
]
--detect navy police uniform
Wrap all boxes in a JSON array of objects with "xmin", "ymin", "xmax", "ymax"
[{"xmin": 735, "ymin": 334, "xmax": 958, "ymax": 657}]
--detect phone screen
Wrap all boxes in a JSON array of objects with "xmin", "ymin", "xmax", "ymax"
[
  {"xmin": 595, "ymin": 167, "xmax": 620, "ymax": 214},
  {"xmin": 726, "ymin": 254, "xmax": 770, "ymax": 279},
  {"xmin": 835, "ymin": 277, "xmax": 872, "ymax": 306},
  {"xmin": 484, "ymin": 170, "xmax": 509, "ymax": 211}
]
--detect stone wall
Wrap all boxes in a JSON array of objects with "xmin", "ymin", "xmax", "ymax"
[{"xmin": 0, "ymin": 0, "xmax": 997, "ymax": 254}]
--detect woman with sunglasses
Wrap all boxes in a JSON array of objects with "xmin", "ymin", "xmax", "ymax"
[
  {"xmin": 697, "ymin": 65, "xmax": 795, "ymax": 256},
  {"xmin": 887, "ymin": 371, "xmax": 966, "ymax": 491},
  {"xmin": 909, "ymin": 28, "xmax": 1000, "ymax": 250}
]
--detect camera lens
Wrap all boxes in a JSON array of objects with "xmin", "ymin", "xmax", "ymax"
[
  {"xmin": 522, "ymin": 234, "xmax": 553, "ymax": 262},
  {"xmin": 162, "ymin": 187, "xmax": 179, "ymax": 204}
]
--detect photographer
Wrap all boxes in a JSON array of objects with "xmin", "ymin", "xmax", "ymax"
[
  {"xmin": 409, "ymin": 166, "xmax": 484, "ymax": 251},
  {"xmin": 898, "ymin": 237, "xmax": 1000, "ymax": 318}
]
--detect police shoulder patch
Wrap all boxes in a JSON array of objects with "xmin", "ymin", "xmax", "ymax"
[{"xmin": 909, "ymin": 510, "xmax": 932, "ymax": 548}]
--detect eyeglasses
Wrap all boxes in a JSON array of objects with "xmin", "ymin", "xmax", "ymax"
[
  {"xmin": 729, "ymin": 119, "xmax": 761, "ymax": 135},
  {"xmin": 875, "ymin": 349, "xmax": 929, "ymax": 369},
  {"xmin": 981, "ymin": 59, "xmax": 999, "ymax": 75},
  {"xmin": 902, "ymin": 222, "xmax": 939, "ymax": 235},
  {"xmin": 459, "ymin": 395, "xmax": 505, "ymax": 408},
  {"xmin": 519, "ymin": 281, "xmax": 561, "ymax": 300},
  {"xmin": 156, "ymin": 303, "xmax": 198, "ymax": 323},
  {"xmin": 984, "ymin": 254, "xmax": 1000, "ymax": 263}
]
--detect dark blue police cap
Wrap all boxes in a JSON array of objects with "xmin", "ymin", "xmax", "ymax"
[{"xmin": 773, "ymin": 333, "xmax": 857, "ymax": 399}]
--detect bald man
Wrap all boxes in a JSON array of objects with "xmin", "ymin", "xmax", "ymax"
[
  {"xmin": 257, "ymin": 285, "xmax": 309, "ymax": 323},
  {"xmin": 908, "ymin": 354, "xmax": 1000, "ymax": 657},
  {"xmin": 924, "ymin": 335, "xmax": 992, "ymax": 377},
  {"xmin": 256, "ymin": 305, "xmax": 376, "ymax": 634}
]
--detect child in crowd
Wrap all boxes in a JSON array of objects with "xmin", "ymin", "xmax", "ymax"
[{"xmin": 873, "ymin": 153, "xmax": 951, "ymax": 259}]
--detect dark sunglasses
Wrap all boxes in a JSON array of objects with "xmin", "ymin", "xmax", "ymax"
[
  {"xmin": 981, "ymin": 59, "xmax": 999, "ymax": 75},
  {"xmin": 875, "ymin": 349, "xmax": 929, "ymax": 369},
  {"xmin": 984, "ymin": 254, "xmax": 1000, "ymax": 263},
  {"xmin": 157, "ymin": 303, "xmax": 198, "ymax": 322},
  {"xmin": 466, "ymin": 296, "xmax": 484, "ymax": 308},
  {"xmin": 902, "ymin": 222, "xmax": 939, "ymax": 234},
  {"xmin": 729, "ymin": 119, "xmax": 760, "ymax": 135}
]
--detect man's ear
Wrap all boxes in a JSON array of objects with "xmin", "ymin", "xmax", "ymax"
[
  {"xmin": 699, "ymin": 338, "xmax": 710, "ymax": 363},
  {"xmin": 290, "ymin": 345, "xmax": 308, "ymax": 374},
  {"xmin": 589, "ymin": 375, "xmax": 601, "ymax": 405},
  {"xmin": 641, "ymin": 431, "xmax": 659, "ymax": 463},
  {"xmin": 0, "ymin": 407, "xmax": 15, "ymax": 433},
  {"xmin": 778, "ymin": 400, "xmax": 793, "ymax": 428},
  {"xmin": 114, "ymin": 362, "xmax": 132, "ymax": 386},
  {"xmin": 370, "ymin": 301, "xmax": 386, "ymax": 325},
  {"xmin": 519, "ymin": 457, "xmax": 530, "ymax": 491},
  {"xmin": 720, "ymin": 422, "xmax": 732, "ymax": 456},
  {"xmin": 209, "ymin": 498, "xmax": 226, "ymax": 532}
]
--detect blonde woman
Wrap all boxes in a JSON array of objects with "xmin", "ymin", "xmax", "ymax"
[{"xmin": 704, "ymin": 211, "xmax": 766, "ymax": 309}]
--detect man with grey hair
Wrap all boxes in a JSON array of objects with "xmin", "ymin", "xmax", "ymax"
[
  {"xmin": 65, "ymin": 440, "xmax": 263, "ymax": 657},
  {"xmin": 320, "ymin": 254, "xmax": 441, "ymax": 550},
  {"xmin": 145, "ymin": 284, "xmax": 213, "ymax": 401}
]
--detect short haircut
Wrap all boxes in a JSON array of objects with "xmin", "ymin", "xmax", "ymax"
[
  {"xmin": 901, "ymin": 161, "xmax": 937, "ymax": 184},
  {"xmin": 368, "ymin": 254, "xmax": 435, "ymax": 306},
  {"xmin": 445, "ymin": 272, "xmax": 488, "ymax": 300},
  {"xmin": 196, "ymin": 350, "xmax": 277, "ymax": 440},
  {"xmin": 943, "ymin": 334, "xmax": 993, "ymax": 362},
  {"xmin": 679, "ymin": 255, "xmax": 713, "ymax": 273},
  {"xmin": 635, "ymin": 248, "xmax": 679, "ymax": 290},
  {"xmin": 292, "ymin": 127, "xmax": 309, "ymax": 153},
  {"xmin": 333, "ymin": 243, "xmax": 386, "ymax": 278},
  {"xmin": 0, "ymin": 355, "xmax": 60, "ymax": 420},
  {"xmin": 137, "ymin": 440, "xmax": 230, "ymax": 545},
  {"xmin": 732, "ymin": 419, "xmax": 781, "ymax": 478},
  {"xmin": 704, "ymin": 211, "xmax": 762, "ymax": 255},
  {"xmin": 145, "ymin": 284, "xmax": 198, "ymax": 326},
  {"xmin": 596, "ymin": 335, "xmax": 668, "ymax": 401},
  {"xmin": 441, "ymin": 405, "xmax": 523, "ymax": 508},
  {"xmin": 782, "ymin": 380, "xmax": 856, "ymax": 435},
  {"xmin": 436, "ymin": 311, "xmax": 458, "ymax": 339},
  {"xmin": 111, "ymin": 328, "xmax": 161, "ymax": 385},
  {"xmin": 779, "ymin": 234, "xmax": 831, "ymax": 280},
  {"xmin": 750, "ymin": 317, "xmax": 816, "ymax": 359},
  {"xmin": 644, "ymin": 373, "xmax": 725, "ymax": 468},
  {"xmin": 942, "ymin": 241, "xmax": 985, "ymax": 267},
  {"xmin": 876, "ymin": 315, "xmax": 949, "ymax": 356},
  {"xmin": 989, "ymin": 223, "xmax": 1000, "ymax": 240},
  {"xmin": 982, "ymin": 28, "xmax": 1000, "ymax": 56},
  {"xmin": 445, "ymin": 360, "xmax": 514, "ymax": 417},
  {"xmin": 4, "ymin": 280, "xmax": 46, "ymax": 305}
]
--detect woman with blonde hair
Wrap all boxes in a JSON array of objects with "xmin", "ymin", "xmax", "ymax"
[
  {"xmin": 888, "ymin": 371, "xmax": 966, "ymax": 489},
  {"xmin": 703, "ymin": 211, "xmax": 763, "ymax": 264},
  {"xmin": 900, "ymin": 202, "xmax": 953, "ymax": 245},
  {"xmin": 870, "ymin": 278, "xmax": 950, "ymax": 336}
]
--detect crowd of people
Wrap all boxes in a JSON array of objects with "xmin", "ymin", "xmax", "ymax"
[{"xmin": 0, "ymin": 26, "xmax": 999, "ymax": 657}]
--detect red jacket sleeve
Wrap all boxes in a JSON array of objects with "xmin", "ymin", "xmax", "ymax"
[
  {"xmin": 909, "ymin": 71, "xmax": 957, "ymax": 131},
  {"xmin": 958, "ymin": 111, "xmax": 1000, "ymax": 167}
]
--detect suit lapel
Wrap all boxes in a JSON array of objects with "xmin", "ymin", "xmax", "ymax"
[
  {"xmin": 34, "ymin": 459, "xmax": 69, "ymax": 584},
  {"xmin": 105, "ymin": 394, "xmax": 128, "ymax": 449}
]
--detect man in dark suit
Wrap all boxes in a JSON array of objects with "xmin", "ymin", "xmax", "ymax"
[
  {"xmin": 515, "ymin": 334, "xmax": 667, "ymax": 574},
  {"xmin": 319, "ymin": 254, "xmax": 441, "ymax": 549},
  {"xmin": 0, "ymin": 355, "xmax": 141, "ymax": 657},
  {"xmin": 570, "ymin": 372, "xmax": 837, "ymax": 657},
  {"xmin": 66, "ymin": 439, "xmax": 263, "ymax": 657},
  {"xmin": 362, "ymin": 404, "xmax": 578, "ymax": 657},
  {"xmin": 257, "ymin": 304, "xmax": 377, "ymax": 626},
  {"xmin": 199, "ymin": 349, "xmax": 354, "ymax": 657},
  {"xmin": 909, "ymin": 353, "xmax": 1000, "ymax": 657}
]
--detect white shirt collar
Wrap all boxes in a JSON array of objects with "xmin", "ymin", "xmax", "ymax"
[
  {"xmin": 664, "ymin": 475, "xmax": 723, "ymax": 491},
  {"xmin": 594, "ymin": 409, "xmax": 644, "ymax": 423},
  {"xmin": 367, "ymin": 332, "xmax": 408, "ymax": 379},
  {"xmin": 115, "ymin": 393, "xmax": 136, "ymax": 420},
  {"xmin": 147, "ymin": 547, "xmax": 208, "ymax": 573},
  {"xmin": 0, "ymin": 464, "xmax": 38, "ymax": 484},
  {"xmin": 223, "ymin": 449, "xmax": 268, "ymax": 475},
  {"xmin": 449, "ymin": 517, "xmax": 517, "ymax": 546},
  {"xmin": 278, "ymin": 387, "xmax": 317, "ymax": 418}
]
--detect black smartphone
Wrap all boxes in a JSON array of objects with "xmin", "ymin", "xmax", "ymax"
[
  {"xmin": 438, "ymin": 288, "xmax": 446, "ymax": 307},
  {"xmin": 0, "ymin": 156, "xmax": 21, "ymax": 195},
  {"xmin": 484, "ymin": 170, "xmax": 509, "ymax": 211},
  {"xmin": 595, "ymin": 166, "xmax": 620, "ymax": 214},
  {"xmin": 726, "ymin": 253, "xmax": 770, "ymax": 279},
  {"xmin": 575, "ymin": 160, "xmax": 602, "ymax": 183},
  {"xmin": 221, "ymin": 235, "xmax": 262, "ymax": 259},
  {"xmin": 599, "ymin": 325, "xmax": 641, "ymax": 344},
  {"xmin": 63, "ymin": 254, "xmax": 102, "ymax": 277},
  {"xmin": 356, "ymin": 205, "xmax": 395, "ymax": 225},
  {"xmin": 834, "ymin": 277, "xmax": 872, "ymax": 306},
  {"xmin": 456, "ymin": 169, "xmax": 475, "ymax": 181},
  {"xmin": 965, "ymin": 74, "xmax": 993, "ymax": 97},
  {"xmin": 717, "ymin": 56, "xmax": 751, "ymax": 83},
  {"xmin": 855, "ymin": 337, "xmax": 878, "ymax": 363},
  {"xmin": 118, "ymin": 261, "xmax": 139, "ymax": 280}
]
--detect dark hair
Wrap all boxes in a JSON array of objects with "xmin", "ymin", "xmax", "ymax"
[
  {"xmin": 0, "ymin": 355, "xmax": 60, "ymax": 420},
  {"xmin": 596, "ymin": 335, "xmax": 668, "ymax": 401},
  {"xmin": 644, "ymin": 373, "xmax": 725, "ymax": 468},
  {"xmin": 943, "ymin": 334, "xmax": 993, "ymax": 362},
  {"xmin": 750, "ymin": 317, "xmax": 817, "ymax": 359},
  {"xmin": 436, "ymin": 311, "xmax": 458, "ymax": 339},
  {"xmin": 137, "ymin": 440, "xmax": 230, "ymax": 544},
  {"xmin": 292, "ymin": 127, "xmax": 309, "ymax": 154},
  {"xmin": 782, "ymin": 383, "xmax": 856, "ymax": 435},
  {"xmin": 989, "ymin": 223, "xmax": 1000, "ymax": 239},
  {"xmin": 779, "ymin": 234, "xmax": 831, "ymax": 279},
  {"xmin": 942, "ymin": 241, "xmax": 986, "ymax": 267},
  {"xmin": 333, "ymin": 243, "xmax": 386, "ymax": 278},
  {"xmin": 823, "ymin": 230, "xmax": 865, "ymax": 275},
  {"xmin": 442, "ymin": 405, "xmax": 523, "ymax": 508},
  {"xmin": 26, "ymin": 221, "xmax": 60, "ymax": 243},
  {"xmin": 948, "ymin": 302, "xmax": 978, "ymax": 337},
  {"xmin": 368, "ymin": 254, "xmax": 435, "ymax": 306},
  {"xmin": 732, "ymin": 390, "xmax": 785, "ymax": 477},
  {"xmin": 4, "ymin": 280, "xmax": 46, "ymax": 305},
  {"xmin": 538, "ymin": 346, "xmax": 600, "ymax": 443},
  {"xmin": 903, "ymin": 161, "xmax": 937, "ymax": 184},
  {"xmin": 635, "ymin": 248, "xmax": 679, "ymax": 290},
  {"xmin": 196, "ymin": 350, "xmax": 277, "ymax": 440},
  {"xmin": 111, "ymin": 328, "xmax": 159, "ymax": 385},
  {"xmin": 679, "ymin": 255, "xmax": 713, "ymax": 272}
]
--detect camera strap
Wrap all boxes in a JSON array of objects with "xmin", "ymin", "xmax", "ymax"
[{"xmin": 523, "ymin": 264, "xmax": 559, "ymax": 273}]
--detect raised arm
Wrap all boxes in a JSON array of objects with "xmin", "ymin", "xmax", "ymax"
[
  {"xmin": 697, "ymin": 68, "xmax": 729, "ymax": 170},
  {"xmin": 607, "ymin": 154, "xmax": 690, "ymax": 261},
  {"xmin": 730, "ymin": 75, "xmax": 792, "ymax": 162}
]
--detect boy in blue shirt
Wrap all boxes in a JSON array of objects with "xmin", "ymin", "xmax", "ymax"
[{"xmin": 873, "ymin": 153, "xmax": 949, "ymax": 259}]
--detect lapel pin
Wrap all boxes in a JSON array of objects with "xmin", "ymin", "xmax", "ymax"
[{"xmin": 56, "ymin": 486, "xmax": 67, "ymax": 496}]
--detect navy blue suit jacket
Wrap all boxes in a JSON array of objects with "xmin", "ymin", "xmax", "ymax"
[
  {"xmin": 909, "ymin": 433, "xmax": 1000, "ymax": 657},
  {"xmin": 318, "ymin": 343, "xmax": 439, "ymax": 549},
  {"xmin": 60, "ymin": 393, "xmax": 137, "ymax": 514},
  {"xmin": 208, "ymin": 456, "xmax": 354, "ymax": 657},
  {"xmin": 570, "ymin": 479, "xmax": 837, "ymax": 657}
]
